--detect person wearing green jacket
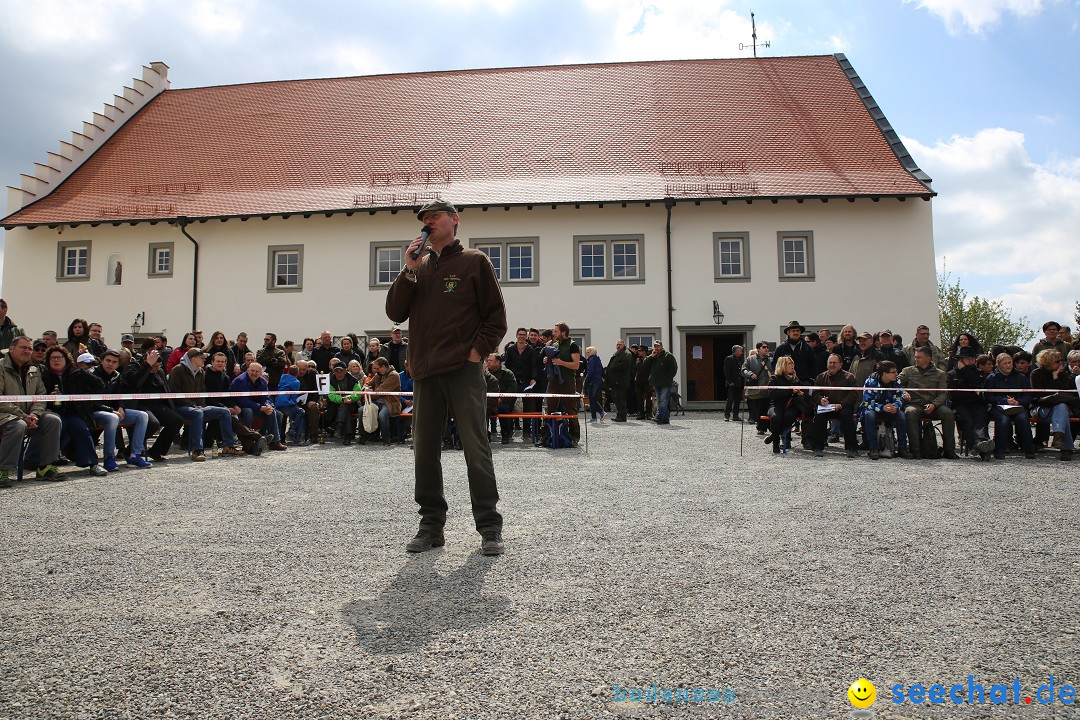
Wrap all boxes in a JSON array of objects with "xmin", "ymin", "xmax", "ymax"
[
  {"xmin": 648, "ymin": 340, "xmax": 678, "ymax": 425},
  {"xmin": 327, "ymin": 363, "xmax": 362, "ymax": 445}
]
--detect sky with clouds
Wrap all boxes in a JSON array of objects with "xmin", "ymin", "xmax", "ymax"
[{"xmin": 1, "ymin": 0, "xmax": 1077, "ymax": 332}]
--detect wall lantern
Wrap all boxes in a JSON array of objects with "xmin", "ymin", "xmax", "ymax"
[{"xmin": 712, "ymin": 301, "xmax": 725, "ymax": 325}]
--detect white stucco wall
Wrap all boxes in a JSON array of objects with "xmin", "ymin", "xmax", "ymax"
[{"xmin": 1, "ymin": 197, "xmax": 937, "ymax": 391}]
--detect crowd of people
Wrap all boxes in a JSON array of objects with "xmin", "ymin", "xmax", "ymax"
[
  {"xmin": 4, "ymin": 293, "xmax": 1076, "ymax": 488},
  {"xmin": 725, "ymin": 320, "xmax": 1079, "ymax": 462}
]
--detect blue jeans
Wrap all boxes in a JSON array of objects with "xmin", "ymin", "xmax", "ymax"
[
  {"xmin": 587, "ymin": 381, "xmax": 604, "ymax": 420},
  {"xmin": 1034, "ymin": 403, "xmax": 1074, "ymax": 451},
  {"xmin": 175, "ymin": 405, "xmax": 237, "ymax": 451},
  {"xmin": 277, "ymin": 404, "xmax": 305, "ymax": 441},
  {"xmin": 92, "ymin": 410, "xmax": 120, "ymax": 457},
  {"xmin": 374, "ymin": 399, "xmax": 391, "ymax": 441},
  {"xmin": 654, "ymin": 384, "xmax": 672, "ymax": 422},
  {"xmin": 862, "ymin": 407, "xmax": 908, "ymax": 450},
  {"xmin": 121, "ymin": 408, "xmax": 150, "ymax": 457},
  {"xmin": 240, "ymin": 406, "xmax": 281, "ymax": 441},
  {"xmin": 58, "ymin": 412, "xmax": 98, "ymax": 467}
]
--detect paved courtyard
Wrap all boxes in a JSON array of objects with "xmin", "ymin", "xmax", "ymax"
[{"xmin": 1, "ymin": 413, "xmax": 1076, "ymax": 720}]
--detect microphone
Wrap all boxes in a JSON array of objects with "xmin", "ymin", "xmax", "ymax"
[{"xmin": 412, "ymin": 226, "xmax": 432, "ymax": 261}]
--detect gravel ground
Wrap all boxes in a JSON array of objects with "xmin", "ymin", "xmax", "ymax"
[{"xmin": 1, "ymin": 412, "xmax": 1077, "ymax": 720}]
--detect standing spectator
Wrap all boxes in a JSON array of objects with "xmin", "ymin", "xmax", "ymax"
[
  {"xmin": 543, "ymin": 323, "xmax": 583, "ymax": 444},
  {"xmin": 120, "ymin": 334, "xmax": 135, "ymax": 356},
  {"xmin": 62, "ymin": 318, "xmax": 90, "ymax": 359},
  {"xmin": 946, "ymin": 332, "xmax": 982, "ymax": 373},
  {"xmin": 310, "ymin": 331, "xmax": 339, "ymax": 373},
  {"xmin": 0, "ymin": 299, "xmax": 25, "ymax": 350},
  {"xmin": 772, "ymin": 321, "xmax": 816, "ymax": 381},
  {"xmin": 984, "ymin": 353, "xmax": 1037, "ymax": 461},
  {"xmin": 297, "ymin": 338, "xmax": 315, "ymax": 363},
  {"xmin": 723, "ymin": 345, "xmax": 745, "ymax": 421},
  {"xmin": 486, "ymin": 354, "xmax": 518, "ymax": 443},
  {"xmin": 386, "ymin": 199, "xmax": 507, "ymax": 555},
  {"xmin": 256, "ymin": 332, "xmax": 287, "ymax": 389},
  {"xmin": 806, "ymin": 333, "xmax": 828, "ymax": 377},
  {"xmin": 41, "ymin": 330, "xmax": 58, "ymax": 348},
  {"xmin": 504, "ymin": 327, "xmax": 540, "ymax": 437},
  {"xmin": 584, "ymin": 347, "xmax": 606, "ymax": 424},
  {"xmin": 384, "ymin": 326, "xmax": 408, "ymax": 370},
  {"xmin": 87, "ymin": 323, "xmax": 109, "ymax": 358},
  {"xmin": 0, "ymin": 336, "xmax": 64, "ymax": 484},
  {"xmin": 634, "ymin": 345, "xmax": 653, "ymax": 420},
  {"xmin": 903, "ymin": 324, "xmax": 946, "ymax": 370},
  {"xmin": 335, "ymin": 336, "xmax": 363, "ymax": 369},
  {"xmin": 834, "ymin": 325, "xmax": 859, "ymax": 371},
  {"xmin": 849, "ymin": 332, "xmax": 884, "ymax": 388},
  {"xmin": 231, "ymin": 332, "xmax": 250, "ymax": 365},
  {"xmin": 1031, "ymin": 321, "xmax": 1069, "ymax": 360},
  {"xmin": 648, "ymin": 340, "xmax": 678, "ymax": 425},
  {"xmin": 878, "ymin": 329, "xmax": 909, "ymax": 371},
  {"xmin": 365, "ymin": 337, "xmax": 386, "ymax": 368},
  {"xmin": 605, "ymin": 339, "xmax": 633, "ymax": 423},
  {"xmin": 743, "ymin": 342, "xmax": 772, "ymax": 435}
]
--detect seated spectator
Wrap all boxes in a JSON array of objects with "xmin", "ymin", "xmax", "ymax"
[
  {"xmin": 335, "ymin": 336, "xmax": 363, "ymax": 369},
  {"xmin": 231, "ymin": 332, "xmax": 250, "ymax": 365},
  {"xmin": 742, "ymin": 342, "xmax": 772, "ymax": 435},
  {"xmin": 229, "ymin": 362, "xmax": 286, "ymax": 451},
  {"xmin": 41, "ymin": 330, "xmax": 58, "ymax": 348},
  {"xmin": 169, "ymin": 348, "xmax": 244, "ymax": 460},
  {"xmin": 30, "ymin": 339, "xmax": 48, "ymax": 369},
  {"xmin": 204, "ymin": 330, "xmax": 237, "ymax": 377},
  {"xmin": 274, "ymin": 366, "xmax": 306, "ymax": 444},
  {"xmin": 1032, "ymin": 321, "xmax": 1069, "ymax": 359},
  {"xmin": 92, "ymin": 350, "xmax": 153, "ymax": 468},
  {"xmin": 859, "ymin": 360, "xmax": 910, "ymax": 460},
  {"xmin": 294, "ymin": 360, "xmax": 321, "ymax": 443},
  {"xmin": 947, "ymin": 347, "xmax": 994, "ymax": 460},
  {"xmin": 75, "ymin": 352, "xmax": 124, "ymax": 471},
  {"xmin": 946, "ymin": 332, "xmax": 982, "ymax": 373},
  {"xmin": 40, "ymin": 346, "xmax": 107, "ymax": 476},
  {"xmin": 487, "ymin": 353, "xmax": 518, "ymax": 442},
  {"xmin": 849, "ymin": 332, "xmax": 884, "ymax": 388},
  {"xmin": 0, "ymin": 336, "xmax": 64, "ymax": 484},
  {"xmin": 121, "ymin": 342, "xmax": 183, "ymax": 463},
  {"xmin": 1013, "ymin": 350, "xmax": 1033, "ymax": 376},
  {"xmin": 984, "ymin": 353, "xmax": 1036, "ymax": 460},
  {"xmin": 120, "ymin": 334, "xmax": 135, "ymax": 357},
  {"xmin": 1029, "ymin": 349, "xmax": 1075, "ymax": 461},
  {"xmin": 903, "ymin": 324, "xmax": 946, "ymax": 370},
  {"xmin": 365, "ymin": 357, "xmax": 402, "ymax": 445},
  {"xmin": 0, "ymin": 299, "xmax": 25, "ymax": 351},
  {"xmin": 765, "ymin": 356, "xmax": 808, "ymax": 454},
  {"xmin": 899, "ymin": 346, "xmax": 958, "ymax": 459},
  {"xmin": 806, "ymin": 333, "xmax": 828, "ymax": 377},
  {"xmin": 327, "ymin": 363, "xmax": 361, "ymax": 445},
  {"xmin": 1068, "ymin": 349, "xmax": 1080, "ymax": 377},
  {"xmin": 166, "ymin": 332, "xmax": 198, "ymax": 373},
  {"xmin": 810, "ymin": 353, "xmax": 859, "ymax": 458}
]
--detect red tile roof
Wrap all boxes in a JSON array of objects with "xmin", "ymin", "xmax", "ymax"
[{"xmin": 3, "ymin": 55, "xmax": 932, "ymax": 228}]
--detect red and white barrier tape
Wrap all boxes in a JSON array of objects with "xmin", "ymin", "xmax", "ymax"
[{"xmin": 0, "ymin": 389, "xmax": 582, "ymax": 403}]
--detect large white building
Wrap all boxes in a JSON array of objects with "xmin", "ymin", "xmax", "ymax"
[{"xmin": 2, "ymin": 55, "xmax": 937, "ymax": 407}]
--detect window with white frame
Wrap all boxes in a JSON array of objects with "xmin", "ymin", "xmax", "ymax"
[
  {"xmin": 470, "ymin": 237, "xmax": 538, "ymax": 284},
  {"xmin": 777, "ymin": 231, "xmax": 815, "ymax": 281},
  {"xmin": 267, "ymin": 245, "xmax": 303, "ymax": 292},
  {"xmin": 148, "ymin": 242, "xmax": 174, "ymax": 278},
  {"xmin": 713, "ymin": 232, "xmax": 750, "ymax": 281},
  {"xmin": 574, "ymin": 234, "xmax": 644, "ymax": 283},
  {"xmin": 623, "ymin": 328, "xmax": 660, "ymax": 350},
  {"xmin": 56, "ymin": 240, "xmax": 91, "ymax": 281},
  {"xmin": 370, "ymin": 243, "xmax": 408, "ymax": 286}
]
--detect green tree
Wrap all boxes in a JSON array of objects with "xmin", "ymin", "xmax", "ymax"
[{"xmin": 937, "ymin": 270, "xmax": 1035, "ymax": 349}]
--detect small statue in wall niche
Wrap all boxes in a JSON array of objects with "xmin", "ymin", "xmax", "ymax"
[{"xmin": 113, "ymin": 261, "xmax": 123, "ymax": 285}]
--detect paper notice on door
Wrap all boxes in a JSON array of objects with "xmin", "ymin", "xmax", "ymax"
[{"xmin": 692, "ymin": 345, "xmax": 703, "ymax": 360}]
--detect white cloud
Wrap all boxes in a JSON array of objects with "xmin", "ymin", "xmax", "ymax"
[
  {"xmin": 184, "ymin": 0, "xmax": 251, "ymax": 41},
  {"xmin": 904, "ymin": 128, "xmax": 1080, "ymax": 329},
  {"xmin": 0, "ymin": 0, "xmax": 144, "ymax": 51},
  {"xmin": 580, "ymin": 0, "xmax": 771, "ymax": 61},
  {"xmin": 904, "ymin": 0, "xmax": 1047, "ymax": 34}
]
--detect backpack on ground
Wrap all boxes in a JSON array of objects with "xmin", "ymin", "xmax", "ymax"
[
  {"xmin": 920, "ymin": 422, "xmax": 941, "ymax": 459},
  {"xmin": 543, "ymin": 412, "xmax": 572, "ymax": 449}
]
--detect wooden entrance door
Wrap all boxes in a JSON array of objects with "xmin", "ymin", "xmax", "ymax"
[{"xmin": 685, "ymin": 334, "xmax": 715, "ymax": 402}]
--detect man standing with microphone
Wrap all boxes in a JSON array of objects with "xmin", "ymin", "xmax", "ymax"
[{"xmin": 386, "ymin": 200, "xmax": 508, "ymax": 556}]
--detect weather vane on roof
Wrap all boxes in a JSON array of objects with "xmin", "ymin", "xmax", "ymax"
[{"xmin": 739, "ymin": 10, "xmax": 771, "ymax": 58}]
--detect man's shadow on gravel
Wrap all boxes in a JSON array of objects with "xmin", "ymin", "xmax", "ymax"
[{"xmin": 341, "ymin": 551, "xmax": 511, "ymax": 654}]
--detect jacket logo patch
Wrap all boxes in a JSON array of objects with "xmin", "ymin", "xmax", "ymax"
[{"xmin": 443, "ymin": 275, "xmax": 461, "ymax": 293}]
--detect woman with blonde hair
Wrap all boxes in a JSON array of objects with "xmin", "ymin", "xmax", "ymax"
[
  {"xmin": 1030, "ymin": 349, "xmax": 1075, "ymax": 461},
  {"xmin": 766, "ymin": 355, "xmax": 808, "ymax": 454}
]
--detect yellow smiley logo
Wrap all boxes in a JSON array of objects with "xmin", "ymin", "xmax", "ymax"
[{"xmin": 848, "ymin": 678, "xmax": 876, "ymax": 709}]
